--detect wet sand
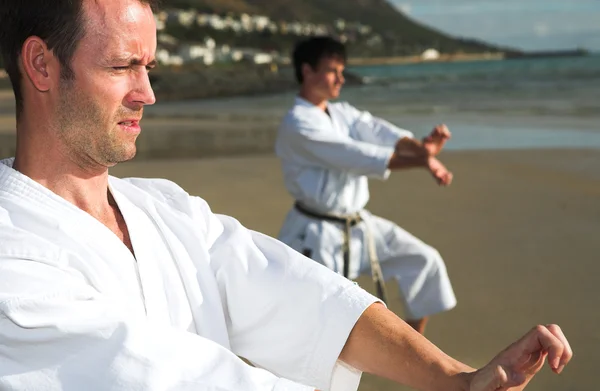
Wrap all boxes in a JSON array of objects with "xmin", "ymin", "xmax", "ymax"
[{"xmin": 111, "ymin": 149, "xmax": 600, "ymax": 391}]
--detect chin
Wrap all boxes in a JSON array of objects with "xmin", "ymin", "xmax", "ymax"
[
  {"xmin": 121, "ymin": 147, "xmax": 137, "ymax": 163},
  {"xmin": 105, "ymin": 145, "xmax": 137, "ymax": 165}
]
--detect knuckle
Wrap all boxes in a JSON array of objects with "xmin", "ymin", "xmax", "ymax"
[{"xmin": 533, "ymin": 324, "xmax": 547, "ymax": 334}]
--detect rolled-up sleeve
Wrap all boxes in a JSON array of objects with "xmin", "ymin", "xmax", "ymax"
[{"xmin": 203, "ymin": 205, "xmax": 379, "ymax": 390}]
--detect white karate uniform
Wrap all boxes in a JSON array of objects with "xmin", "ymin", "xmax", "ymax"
[
  {"xmin": 0, "ymin": 157, "xmax": 379, "ymax": 391},
  {"xmin": 275, "ymin": 97, "xmax": 456, "ymax": 320}
]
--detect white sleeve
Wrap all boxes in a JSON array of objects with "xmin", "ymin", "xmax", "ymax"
[
  {"xmin": 276, "ymin": 115, "xmax": 395, "ymax": 179},
  {"xmin": 342, "ymin": 103, "xmax": 414, "ymax": 147},
  {"xmin": 201, "ymin": 201, "xmax": 380, "ymax": 391},
  {"xmin": 0, "ymin": 259, "xmax": 312, "ymax": 391}
]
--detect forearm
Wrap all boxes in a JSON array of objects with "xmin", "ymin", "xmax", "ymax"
[
  {"xmin": 339, "ymin": 303, "xmax": 475, "ymax": 391},
  {"xmin": 395, "ymin": 136, "xmax": 429, "ymax": 158},
  {"xmin": 387, "ymin": 152, "xmax": 429, "ymax": 170}
]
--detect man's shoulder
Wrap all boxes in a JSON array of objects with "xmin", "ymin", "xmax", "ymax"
[
  {"xmin": 284, "ymin": 101, "xmax": 312, "ymax": 121},
  {"xmin": 281, "ymin": 101, "xmax": 335, "ymax": 131},
  {"xmin": 329, "ymin": 101, "xmax": 361, "ymax": 117},
  {"xmin": 329, "ymin": 100, "xmax": 355, "ymax": 110}
]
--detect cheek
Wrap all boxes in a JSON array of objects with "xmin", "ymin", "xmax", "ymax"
[
  {"xmin": 318, "ymin": 75, "xmax": 335, "ymax": 88},
  {"xmin": 90, "ymin": 76, "xmax": 130, "ymax": 104},
  {"xmin": 329, "ymin": 75, "xmax": 342, "ymax": 87}
]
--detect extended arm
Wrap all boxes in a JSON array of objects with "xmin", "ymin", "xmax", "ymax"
[
  {"xmin": 340, "ymin": 303, "xmax": 473, "ymax": 391},
  {"xmin": 339, "ymin": 303, "xmax": 573, "ymax": 391}
]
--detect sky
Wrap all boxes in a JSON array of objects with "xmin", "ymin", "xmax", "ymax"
[{"xmin": 387, "ymin": 0, "xmax": 600, "ymax": 52}]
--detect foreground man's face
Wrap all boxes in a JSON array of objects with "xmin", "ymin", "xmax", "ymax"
[{"xmin": 56, "ymin": 0, "xmax": 157, "ymax": 167}]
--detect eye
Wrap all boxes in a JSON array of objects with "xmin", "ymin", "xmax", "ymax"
[{"xmin": 112, "ymin": 66, "xmax": 129, "ymax": 71}]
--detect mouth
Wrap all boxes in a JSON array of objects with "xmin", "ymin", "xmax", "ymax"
[{"xmin": 118, "ymin": 119, "xmax": 141, "ymax": 134}]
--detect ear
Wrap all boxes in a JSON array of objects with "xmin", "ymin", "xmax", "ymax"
[
  {"xmin": 301, "ymin": 63, "xmax": 313, "ymax": 81},
  {"xmin": 21, "ymin": 36, "xmax": 58, "ymax": 93}
]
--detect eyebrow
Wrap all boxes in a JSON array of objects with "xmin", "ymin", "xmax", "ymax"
[{"xmin": 109, "ymin": 56, "xmax": 157, "ymax": 67}]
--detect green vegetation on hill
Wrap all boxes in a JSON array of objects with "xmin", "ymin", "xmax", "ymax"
[{"xmin": 163, "ymin": 0, "xmax": 515, "ymax": 56}]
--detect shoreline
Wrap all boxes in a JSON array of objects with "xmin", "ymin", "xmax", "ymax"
[
  {"xmin": 348, "ymin": 52, "xmax": 505, "ymax": 66},
  {"xmin": 347, "ymin": 49, "xmax": 592, "ymax": 66}
]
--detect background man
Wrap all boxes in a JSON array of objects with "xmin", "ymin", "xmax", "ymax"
[{"xmin": 276, "ymin": 36, "xmax": 456, "ymax": 334}]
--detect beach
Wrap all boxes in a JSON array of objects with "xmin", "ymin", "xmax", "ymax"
[
  {"xmin": 1, "ymin": 55, "xmax": 599, "ymax": 389},
  {"xmin": 111, "ymin": 149, "xmax": 600, "ymax": 391}
]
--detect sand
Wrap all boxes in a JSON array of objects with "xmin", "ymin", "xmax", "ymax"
[
  {"xmin": 1, "ymin": 84, "xmax": 597, "ymax": 389},
  {"xmin": 110, "ymin": 148, "xmax": 600, "ymax": 391}
]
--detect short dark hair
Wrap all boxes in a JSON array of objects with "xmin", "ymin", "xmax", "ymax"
[
  {"xmin": 292, "ymin": 36, "xmax": 347, "ymax": 84},
  {"xmin": 0, "ymin": 0, "xmax": 160, "ymax": 115}
]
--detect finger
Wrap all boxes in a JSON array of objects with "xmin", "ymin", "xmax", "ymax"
[
  {"xmin": 517, "ymin": 325, "xmax": 564, "ymax": 371},
  {"xmin": 431, "ymin": 126, "xmax": 443, "ymax": 138},
  {"xmin": 517, "ymin": 350, "xmax": 547, "ymax": 375},
  {"xmin": 432, "ymin": 171, "xmax": 444, "ymax": 185},
  {"xmin": 439, "ymin": 171, "xmax": 452, "ymax": 186},
  {"xmin": 546, "ymin": 324, "xmax": 573, "ymax": 373},
  {"xmin": 435, "ymin": 124, "xmax": 451, "ymax": 138}
]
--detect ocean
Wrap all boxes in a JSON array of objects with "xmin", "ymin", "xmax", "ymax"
[
  {"xmin": 146, "ymin": 54, "xmax": 600, "ymax": 151},
  {"xmin": 344, "ymin": 54, "xmax": 600, "ymax": 150}
]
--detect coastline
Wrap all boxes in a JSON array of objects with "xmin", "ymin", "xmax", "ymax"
[
  {"xmin": 348, "ymin": 52, "xmax": 505, "ymax": 66},
  {"xmin": 347, "ymin": 49, "xmax": 591, "ymax": 66}
]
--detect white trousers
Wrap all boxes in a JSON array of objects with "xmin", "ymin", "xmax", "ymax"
[{"xmin": 278, "ymin": 208, "xmax": 457, "ymax": 319}]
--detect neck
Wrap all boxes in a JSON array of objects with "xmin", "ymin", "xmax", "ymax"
[
  {"xmin": 299, "ymin": 87, "xmax": 328, "ymax": 111},
  {"xmin": 13, "ymin": 113, "xmax": 113, "ymax": 219}
]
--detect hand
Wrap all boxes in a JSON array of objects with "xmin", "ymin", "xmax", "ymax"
[
  {"xmin": 469, "ymin": 325, "xmax": 573, "ymax": 391},
  {"xmin": 394, "ymin": 137, "xmax": 429, "ymax": 158},
  {"xmin": 423, "ymin": 124, "xmax": 451, "ymax": 156},
  {"xmin": 427, "ymin": 157, "xmax": 453, "ymax": 186}
]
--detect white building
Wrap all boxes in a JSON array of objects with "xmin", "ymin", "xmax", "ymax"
[
  {"xmin": 208, "ymin": 15, "xmax": 226, "ymax": 30},
  {"xmin": 177, "ymin": 10, "xmax": 196, "ymax": 27},
  {"xmin": 251, "ymin": 53, "xmax": 274, "ymax": 64},
  {"xmin": 204, "ymin": 37, "xmax": 216, "ymax": 50},
  {"xmin": 179, "ymin": 44, "xmax": 215, "ymax": 65},
  {"xmin": 156, "ymin": 49, "xmax": 184, "ymax": 66},
  {"xmin": 196, "ymin": 14, "xmax": 210, "ymax": 26},
  {"xmin": 157, "ymin": 33, "xmax": 179, "ymax": 46},
  {"xmin": 421, "ymin": 48, "xmax": 441, "ymax": 61},
  {"xmin": 253, "ymin": 15, "xmax": 271, "ymax": 31},
  {"xmin": 288, "ymin": 22, "xmax": 303, "ymax": 35}
]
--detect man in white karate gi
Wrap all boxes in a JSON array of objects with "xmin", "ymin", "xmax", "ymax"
[
  {"xmin": 0, "ymin": 1, "xmax": 572, "ymax": 390},
  {"xmin": 276, "ymin": 36, "xmax": 457, "ymax": 334}
]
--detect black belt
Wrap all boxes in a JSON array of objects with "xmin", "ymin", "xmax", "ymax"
[
  {"xmin": 294, "ymin": 202, "xmax": 361, "ymax": 279},
  {"xmin": 294, "ymin": 202, "xmax": 389, "ymax": 303}
]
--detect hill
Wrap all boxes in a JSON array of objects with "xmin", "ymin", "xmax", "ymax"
[{"xmin": 163, "ymin": 0, "xmax": 512, "ymax": 56}]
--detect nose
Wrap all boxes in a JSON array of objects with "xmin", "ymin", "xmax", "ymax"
[
  {"xmin": 128, "ymin": 69, "xmax": 156, "ymax": 107},
  {"xmin": 337, "ymin": 71, "xmax": 345, "ymax": 85}
]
